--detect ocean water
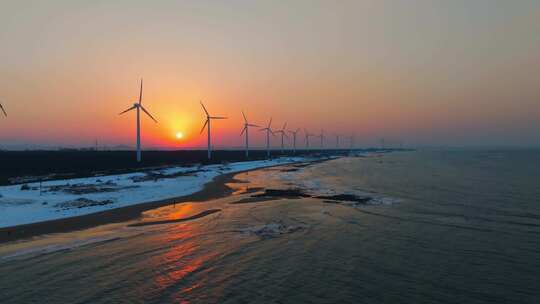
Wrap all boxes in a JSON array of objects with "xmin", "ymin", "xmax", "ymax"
[{"xmin": 1, "ymin": 150, "xmax": 539, "ymax": 303}]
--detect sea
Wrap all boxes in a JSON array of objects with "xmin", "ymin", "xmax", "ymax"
[{"xmin": 1, "ymin": 149, "xmax": 539, "ymax": 303}]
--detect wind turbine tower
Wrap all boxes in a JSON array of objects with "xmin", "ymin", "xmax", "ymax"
[
  {"xmin": 119, "ymin": 79, "xmax": 158, "ymax": 162},
  {"xmin": 259, "ymin": 118, "xmax": 275, "ymax": 158},
  {"xmin": 318, "ymin": 129, "xmax": 325, "ymax": 150},
  {"xmin": 200, "ymin": 102, "xmax": 227, "ymax": 160},
  {"xmin": 288, "ymin": 128, "xmax": 300, "ymax": 154},
  {"xmin": 240, "ymin": 111, "xmax": 259, "ymax": 158},
  {"xmin": 304, "ymin": 129, "xmax": 314, "ymax": 149},
  {"xmin": 275, "ymin": 122, "xmax": 288, "ymax": 153}
]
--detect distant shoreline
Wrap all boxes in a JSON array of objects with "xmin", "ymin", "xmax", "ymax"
[
  {"xmin": 0, "ymin": 149, "xmax": 381, "ymax": 186},
  {"xmin": 0, "ymin": 157, "xmax": 333, "ymax": 244}
]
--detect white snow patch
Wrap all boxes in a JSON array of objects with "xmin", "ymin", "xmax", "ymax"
[{"xmin": 0, "ymin": 157, "xmax": 314, "ymax": 228}]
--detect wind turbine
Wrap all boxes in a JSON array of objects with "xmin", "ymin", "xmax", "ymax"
[
  {"xmin": 259, "ymin": 118, "xmax": 275, "ymax": 158},
  {"xmin": 119, "ymin": 79, "xmax": 157, "ymax": 162},
  {"xmin": 0, "ymin": 101, "xmax": 6, "ymax": 117},
  {"xmin": 318, "ymin": 129, "xmax": 325, "ymax": 149},
  {"xmin": 275, "ymin": 122, "xmax": 288, "ymax": 153},
  {"xmin": 348, "ymin": 134, "xmax": 355, "ymax": 152},
  {"xmin": 304, "ymin": 129, "xmax": 315, "ymax": 149},
  {"xmin": 200, "ymin": 102, "xmax": 227, "ymax": 160},
  {"xmin": 287, "ymin": 128, "xmax": 300, "ymax": 154},
  {"xmin": 240, "ymin": 111, "xmax": 259, "ymax": 158}
]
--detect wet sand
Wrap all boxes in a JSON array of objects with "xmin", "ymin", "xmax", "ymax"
[
  {"xmin": 128, "ymin": 209, "xmax": 222, "ymax": 227},
  {"xmin": 0, "ymin": 159, "xmax": 330, "ymax": 244}
]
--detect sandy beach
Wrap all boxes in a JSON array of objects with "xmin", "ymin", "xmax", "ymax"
[{"xmin": 0, "ymin": 157, "xmax": 332, "ymax": 243}]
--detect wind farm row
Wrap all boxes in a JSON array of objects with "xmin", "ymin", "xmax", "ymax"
[
  {"xmin": 118, "ymin": 79, "xmax": 356, "ymax": 162},
  {"xmin": 0, "ymin": 79, "xmax": 382, "ymax": 163}
]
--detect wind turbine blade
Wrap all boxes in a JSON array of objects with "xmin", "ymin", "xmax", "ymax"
[
  {"xmin": 259, "ymin": 128, "xmax": 267, "ymax": 132},
  {"xmin": 210, "ymin": 116, "xmax": 227, "ymax": 119},
  {"xmin": 0, "ymin": 103, "xmax": 6, "ymax": 117},
  {"xmin": 139, "ymin": 78, "xmax": 143, "ymax": 104},
  {"xmin": 268, "ymin": 118, "xmax": 272, "ymax": 128},
  {"xmin": 248, "ymin": 124, "xmax": 260, "ymax": 127},
  {"xmin": 242, "ymin": 111, "xmax": 247, "ymax": 123},
  {"xmin": 200, "ymin": 119, "xmax": 209, "ymax": 134},
  {"xmin": 140, "ymin": 105, "xmax": 158, "ymax": 123},
  {"xmin": 119, "ymin": 105, "xmax": 136, "ymax": 115},
  {"xmin": 200, "ymin": 101, "xmax": 209, "ymax": 116},
  {"xmin": 282, "ymin": 122, "xmax": 287, "ymax": 130},
  {"xmin": 240, "ymin": 126, "xmax": 246, "ymax": 136}
]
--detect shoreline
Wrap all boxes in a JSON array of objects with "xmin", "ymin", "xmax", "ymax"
[
  {"xmin": 0, "ymin": 158, "xmax": 331, "ymax": 244},
  {"xmin": 0, "ymin": 149, "xmax": 368, "ymax": 186}
]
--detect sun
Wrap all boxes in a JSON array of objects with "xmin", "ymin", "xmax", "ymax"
[{"xmin": 175, "ymin": 132, "xmax": 184, "ymax": 139}]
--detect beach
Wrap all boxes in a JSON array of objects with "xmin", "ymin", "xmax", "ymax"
[{"xmin": 0, "ymin": 154, "xmax": 339, "ymax": 243}]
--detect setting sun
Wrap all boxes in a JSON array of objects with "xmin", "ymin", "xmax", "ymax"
[{"xmin": 175, "ymin": 132, "xmax": 184, "ymax": 139}]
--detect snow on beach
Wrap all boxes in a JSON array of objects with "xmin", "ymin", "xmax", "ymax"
[{"xmin": 0, "ymin": 157, "xmax": 314, "ymax": 228}]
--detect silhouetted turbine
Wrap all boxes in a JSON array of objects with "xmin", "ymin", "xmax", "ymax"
[
  {"xmin": 304, "ymin": 129, "xmax": 315, "ymax": 149},
  {"xmin": 275, "ymin": 122, "xmax": 288, "ymax": 153},
  {"xmin": 349, "ymin": 134, "xmax": 355, "ymax": 152},
  {"xmin": 119, "ymin": 78, "xmax": 157, "ymax": 162},
  {"xmin": 259, "ymin": 118, "xmax": 275, "ymax": 158},
  {"xmin": 240, "ymin": 111, "xmax": 259, "ymax": 158},
  {"xmin": 287, "ymin": 128, "xmax": 301, "ymax": 154},
  {"xmin": 200, "ymin": 102, "xmax": 227, "ymax": 160},
  {"xmin": 318, "ymin": 129, "xmax": 325, "ymax": 149}
]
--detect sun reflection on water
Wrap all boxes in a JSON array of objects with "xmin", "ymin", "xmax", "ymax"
[{"xmin": 144, "ymin": 207, "xmax": 221, "ymax": 303}]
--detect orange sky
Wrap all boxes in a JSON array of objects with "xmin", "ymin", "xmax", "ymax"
[{"xmin": 1, "ymin": 0, "xmax": 540, "ymax": 149}]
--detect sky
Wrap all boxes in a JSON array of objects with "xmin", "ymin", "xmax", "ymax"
[{"xmin": 0, "ymin": 0, "xmax": 539, "ymax": 149}]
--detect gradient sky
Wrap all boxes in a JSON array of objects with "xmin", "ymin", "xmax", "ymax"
[{"xmin": 1, "ymin": 0, "xmax": 539, "ymax": 149}]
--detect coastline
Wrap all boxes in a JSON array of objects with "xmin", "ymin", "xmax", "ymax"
[{"xmin": 0, "ymin": 158, "xmax": 331, "ymax": 244}]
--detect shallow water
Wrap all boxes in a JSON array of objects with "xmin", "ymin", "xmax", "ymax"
[{"xmin": 1, "ymin": 150, "xmax": 539, "ymax": 303}]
